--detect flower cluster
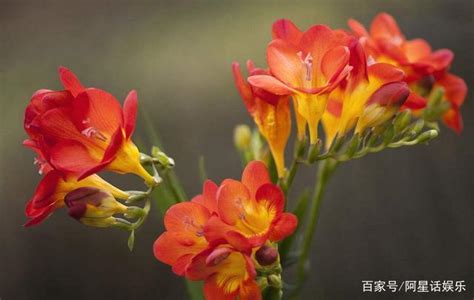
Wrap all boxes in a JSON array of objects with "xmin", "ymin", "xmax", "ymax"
[
  {"xmin": 233, "ymin": 13, "xmax": 467, "ymax": 178},
  {"xmin": 153, "ymin": 161, "xmax": 297, "ymax": 299},
  {"xmin": 23, "ymin": 67, "xmax": 157, "ymax": 228}
]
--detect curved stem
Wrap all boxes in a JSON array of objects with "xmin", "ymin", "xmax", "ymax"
[{"xmin": 293, "ymin": 158, "xmax": 338, "ymax": 297}]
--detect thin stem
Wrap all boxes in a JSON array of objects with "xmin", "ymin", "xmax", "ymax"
[
  {"xmin": 163, "ymin": 170, "xmax": 187, "ymax": 202},
  {"xmin": 293, "ymin": 158, "xmax": 338, "ymax": 297}
]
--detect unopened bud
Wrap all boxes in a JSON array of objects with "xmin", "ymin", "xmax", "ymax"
[
  {"xmin": 416, "ymin": 130, "xmax": 438, "ymax": 144},
  {"xmin": 267, "ymin": 274, "xmax": 282, "ymax": 289},
  {"xmin": 65, "ymin": 187, "xmax": 128, "ymax": 227},
  {"xmin": 255, "ymin": 245, "xmax": 278, "ymax": 266},
  {"xmin": 234, "ymin": 125, "xmax": 252, "ymax": 151}
]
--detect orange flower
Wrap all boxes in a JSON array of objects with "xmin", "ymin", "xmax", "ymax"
[
  {"xmin": 204, "ymin": 161, "xmax": 297, "ymax": 251},
  {"xmin": 232, "ymin": 60, "xmax": 291, "ymax": 178},
  {"xmin": 186, "ymin": 245, "xmax": 261, "ymax": 300},
  {"xmin": 249, "ymin": 19, "xmax": 353, "ymax": 144},
  {"xmin": 153, "ymin": 180, "xmax": 217, "ymax": 275},
  {"xmin": 23, "ymin": 67, "xmax": 155, "ymax": 184},
  {"xmin": 322, "ymin": 40, "xmax": 410, "ymax": 146},
  {"xmin": 153, "ymin": 161, "xmax": 297, "ymax": 299},
  {"xmin": 348, "ymin": 13, "xmax": 467, "ymax": 133}
]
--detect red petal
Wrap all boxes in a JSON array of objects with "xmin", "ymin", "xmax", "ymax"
[
  {"xmin": 49, "ymin": 140, "xmax": 99, "ymax": 175},
  {"xmin": 239, "ymin": 278, "xmax": 262, "ymax": 300},
  {"xmin": 348, "ymin": 18, "xmax": 369, "ymax": 37},
  {"xmin": 347, "ymin": 40, "xmax": 369, "ymax": 88},
  {"xmin": 203, "ymin": 275, "xmax": 237, "ymax": 300},
  {"xmin": 123, "ymin": 90, "xmax": 138, "ymax": 139},
  {"xmin": 247, "ymin": 75, "xmax": 294, "ymax": 96},
  {"xmin": 255, "ymin": 183, "xmax": 285, "ymax": 216},
  {"xmin": 38, "ymin": 107, "xmax": 89, "ymax": 143},
  {"xmin": 436, "ymin": 73, "xmax": 467, "ymax": 108},
  {"xmin": 443, "ymin": 108, "xmax": 463, "ymax": 133},
  {"xmin": 232, "ymin": 62, "xmax": 255, "ymax": 113},
  {"xmin": 321, "ymin": 46, "xmax": 350, "ymax": 82},
  {"xmin": 241, "ymin": 161, "xmax": 271, "ymax": 198},
  {"xmin": 402, "ymin": 92, "xmax": 427, "ymax": 110},
  {"xmin": 217, "ymin": 180, "xmax": 251, "ymax": 225},
  {"xmin": 370, "ymin": 13, "xmax": 404, "ymax": 44},
  {"xmin": 58, "ymin": 67, "xmax": 85, "ymax": 97},
  {"xmin": 368, "ymin": 63, "xmax": 405, "ymax": 83},
  {"xmin": 164, "ymin": 202, "xmax": 210, "ymax": 233},
  {"xmin": 269, "ymin": 213, "xmax": 298, "ymax": 242},
  {"xmin": 366, "ymin": 82, "xmax": 410, "ymax": 107},
  {"xmin": 272, "ymin": 19, "xmax": 303, "ymax": 45},
  {"xmin": 153, "ymin": 231, "xmax": 206, "ymax": 275},
  {"xmin": 73, "ymin": 88, "xmax": 124, "ymax": 137}
]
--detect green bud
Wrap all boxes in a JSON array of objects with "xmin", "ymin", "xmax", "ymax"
[
  {"xmin": 345, "ymin": 134, "xmax": 361, "ymax": 157},
  {"xmin": 394, "ymin": 111, "xmax": 411, "ymax": 133},
  {"xmin": 416, "ymin": 130, "xmax": 438, "ymax": 144},
  {"xmin": 382, "ymin": 126, "xmax": 395, "ymax": 145},
  {"xmin": 233, "ymin": 124, "xmax": 252, "ymax": 151},
  {"xmin": 267, "ymin": 274, "xmax": 282, "ymax": 289}
]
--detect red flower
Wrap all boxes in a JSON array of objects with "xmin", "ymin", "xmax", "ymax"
[
  {"xmin": 186, "ymin": 245, "xmax": 261, "ymax": 300},
  {"xmin": 25, "ymin": 169, "xmax": 129, "ymax": 227},
  {"xmin": 249, "ymin": 19, "xmax": 354, "ymax": 144},
  {"xmin": 24, "ymin": 67, "xmax": 155, "ymax": 184},
  {"xmin": 204, "ymin": 161, "xmax": 297, "ymax": 251},
  {"xmin": 322, "ymin": 40, "xmax": 410, "ymax": 146},
  {"xmin": 153, "ymin": 161, "xmax": 297, "ymax": 299},
  {"xmin": 232, "ymin": 60, "xmax": 291, "ymax": 178},
  {"xmin": 348, "ymin": 13, "xmax": 467, "ymax": 133}
]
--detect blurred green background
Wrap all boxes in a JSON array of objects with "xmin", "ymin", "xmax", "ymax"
[{"xmin": 0, "ymin": 1, "xmax": 472, "ymax": 299}]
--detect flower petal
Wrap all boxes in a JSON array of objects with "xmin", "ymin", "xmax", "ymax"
[
  {"xmin": 123, "ymin": 90, "xmax": 138, "ymax": 139},
  {"xmin": 58, "ymin": 67, "xmax": 85, "ymax": 97},
  {"xmin": 348, "ymin": 18, "xmax": 369, "ymax": 37},
  {"xmin": 232, "ymin": 62, "xmax": 255, "ymax": 113},
  {"xmin": 217, "ymin": 180, "xmax": 251, "ymax": 225},
  {"xmin": 370, "ymin": 13, "xmax": 404, "ymax": 44},
  {"xmin": 241, "ymin": 160, "xmax": 271, "ymax": 198},
  {"xmin": 272, "ymin": 19, "xmax": 303, "ymax": 45},
  {"xmin": 267, "ymin": 39, "xmax": 305, "ymax": 88},
  {"xmin": 247, "ymin": 75, "xmax": 295, "ymax": 96},
  {"xmin": 436, "ymin": 73, "xmax": 467, "ymax": 108},
  {"xmin": 269, "ymin": 212, "xmax": 298, "ymax": 242},
  {"xmin": 255, "ymin": 183, "xmax": 284, "ymax": 216},
  {"xmin": 49, "ymin": 140, "xmax": 100, "ymax": 175},
  {"xmin": 164, "ymin": 202, "xmax": 210, "ymax": 233}
]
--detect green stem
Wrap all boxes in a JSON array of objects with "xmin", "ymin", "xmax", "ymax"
[
  {"xmin": 293, "ymin": 159, "xmax": 338, "ymax": 297},
  {"xmin": 163, "ymin": 170, "xmax": 187, "ymax": 202}
]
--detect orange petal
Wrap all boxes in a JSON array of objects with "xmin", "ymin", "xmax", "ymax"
[
  {"xmin": 240, "ymin": 278, "xmax": 262, "ymax": 300},
  {"xmin": 267, "ymin": 39, "xmax": 305, "ymax": 88},
  {"xmin": 192, "ymin": 180, "xmax": 219, "ymax": 214},
  {"xmin": 368, "ymin": 63, "xmax": 405, "ymax": 83},
  {"xmin": 443, "ymin": 108, "xmax": 463, "ymax": 134},
  {"xmin": 217, "ymin": 180, "xmax": 251, "ymax": 225},
  {"xmin": 232, "ymin": 62, "xmax": 256, "ymax": 113},
  {"xmin": 247, "ymin": 75, "xmax": 294, "ymax": 96},
  {"xmin": 348, "ymin": 18, "xmax": 369, "ymax": 37},
  {"xmin": 321, "ymin": 46, "xmax": 350, "ymax": 83},
  {"xmin": 370, "ymin": 13, "xmax": 404, "ymax": 44},
  {"xmin": 204, "ymin": 275, "xmax": 237, "ymax": 300},
  {"xmin": 241, "ymin": 161, "xmax": 271, "ymax": 198},
  {"xmin": 269, "ymin": 212, "xmax": 298, "ymax": 242},
  {"xmin": 402, "ymin": 38, "xmax": 432, "ymax": 62},
  {"xmin": 164, "ymin": 202, "xmax": 210, "ymax": 233}
]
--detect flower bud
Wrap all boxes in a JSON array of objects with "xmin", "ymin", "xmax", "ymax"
[
  {"xmin": 234, "ymin": 124, "xmax": 252, "ymax": 151},
  {"xmin": 65, "ymin": 187, "xmax": 128, "ymax": 228},
  {"xmin": 416, "ymin": 130, "xmax": 438, "ymax": 144},
  {"xmin": 255, "ymin": 245, "xmax": 278, "ymax": 266}
]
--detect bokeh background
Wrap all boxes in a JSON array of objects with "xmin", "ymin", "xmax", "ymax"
[{"xmin": 0, "ymin": 1, "xmax": 472, "ymax": 299}]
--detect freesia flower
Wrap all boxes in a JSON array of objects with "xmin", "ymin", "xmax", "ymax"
[
  {"xmin": 348, "ymin": 13, "xmax": 467, "ymax": 132},
  {"xmin": 186, "ymin": 245, "xmax": 261, "ymax": 300},
  {"xmin": 25, "ymin": 169, "xmax": 129, "ymax": 227},
  {"xmin": 204, "ymin": 161, "xmax": 297, "ymax": 251},
  {"xmin": 322, "ymin": 40, "xmax": 410, "ymax": 146},
  {"xmin": 153, "ymin": 180, "xmax": 218, "ymax": 275},
  {"xmin": 232, "ymin": 60, "xmax": 291, "ymax": 178},
  {"xmin": 23, "ymin": 67, "xmax": 155, "ymax": 184},
  {"xmin": 249, "ymin": 19, "xmax": 353, "ymax": 144}
]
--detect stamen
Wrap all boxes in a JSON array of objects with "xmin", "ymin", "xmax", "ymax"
[
  {"xmin": 297, "ymin": 51, "xmax": 313, "ymax": 81},
  {"xmin": 34, "ymin": 157, "xmax": 46, "ymax": 175},
  {"xmin": 184, "ymin": 217, "xmax": 205, "ymax": 237},
  {"xmin": 81, "ymin": 127, "xmax": 107, "ymax": 142}
]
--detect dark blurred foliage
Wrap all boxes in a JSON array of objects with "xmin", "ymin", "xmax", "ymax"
[{"xmin": 0, "ymin": 1, "xmax": 472, "ymax": 299}]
